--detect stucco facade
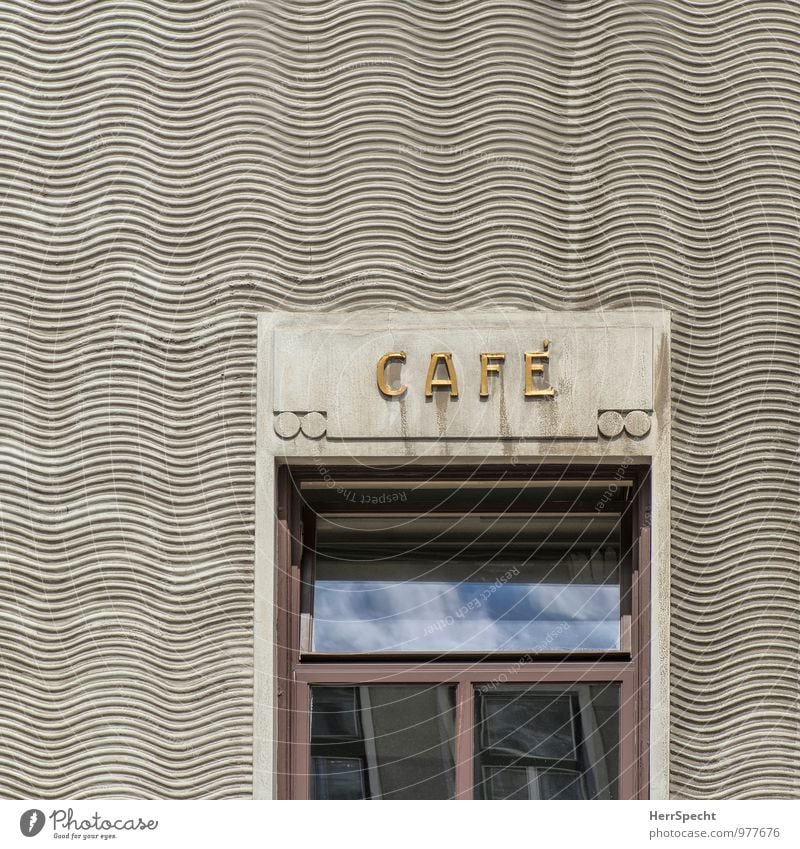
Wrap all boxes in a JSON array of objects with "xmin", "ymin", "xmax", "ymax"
[{"xmin": 0, "ymin": 1, "xmax": 798, "ymax": 799}]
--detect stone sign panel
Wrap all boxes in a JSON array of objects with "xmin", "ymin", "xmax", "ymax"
[{"xmin": 264, "ymin": 311, "xmax": 665, "ymax": 442}]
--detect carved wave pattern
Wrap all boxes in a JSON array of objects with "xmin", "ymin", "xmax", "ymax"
[{"xmin": 0, "ymin": 0, "xmax": 798, "ymax": 798}]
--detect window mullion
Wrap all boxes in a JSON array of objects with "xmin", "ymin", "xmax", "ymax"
[{"xmin": 454, "ymin": 679, "xmax": 475, "ymax": 800}]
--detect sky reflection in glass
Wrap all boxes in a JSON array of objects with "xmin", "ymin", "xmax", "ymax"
[{"xmin": 312, "ymin": 578, "xmax": 619, "ymax": 652}]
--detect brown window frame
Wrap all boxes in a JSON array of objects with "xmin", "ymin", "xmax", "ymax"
[{"xmin": 276, "ymin": 463, "xmax": 651, "ymax": 800}]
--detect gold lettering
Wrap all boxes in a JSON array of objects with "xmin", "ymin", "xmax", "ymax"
[
  {"xmin": 425, "ymin": 352, "xmax": 459, "ymax": 398},
  {"xmin": 480, "ymin": 352, "xmax": 505, "ymax": 397},
  {"xmin": 376, "ymin": 351, "xmax": 407, "ymax": 397},
  {"xmin": 524, "ymin": 340, "xmax": 555, "ymax": 397}
]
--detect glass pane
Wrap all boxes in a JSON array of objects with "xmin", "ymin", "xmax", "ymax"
[
  {"xmin": 481, "ymin": 765, "xmax": 587, "ymax": 800},
  {"xmin": 482, "ymin": 693, "xmax": 575, "ymax": 759},
  {"xmin": 310, "ymin": 685, "xmax": 457, "ymax": 800},
  {"xmin": 312, "ymin": 757, "xmax": 365, "ymax": 800},
  {"xmin": 483, "ymin": 766, "xmax": 530, "ymax": 800},
  {"xmin": 311, "ymin": 686, "xmax": 361, "ymax": 739},
  {"xmin": 475, "ymin": 685, "xmax": 619, "ymax": 799},
  {"xmin": 312, "ymin": 512, "xmax": 621, "ymax": 652},
  {"xmin": 539, "ymin": 768, "xmax": 585, "ymax": 800}
]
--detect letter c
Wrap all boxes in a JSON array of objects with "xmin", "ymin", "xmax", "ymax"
[{"xmin": 376, "ymin": 351, "xmax": 407, "ymax": 397}]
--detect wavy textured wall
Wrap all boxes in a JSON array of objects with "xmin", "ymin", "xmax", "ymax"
[{"xmin": 0, "ymin": 0, "xmax": 798, "ymax": 798}]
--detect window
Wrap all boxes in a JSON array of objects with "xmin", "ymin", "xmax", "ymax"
[
  {"xmin": 475, "ymin": 685, "xmax": 619, "ymax": 800},
  {"xmin": 310, "ymin": 685, "xmax": 456, "ymax": 800},
  {"xmin": 276, "ymin": 465, "xmax": 650, "ymax": 799}
]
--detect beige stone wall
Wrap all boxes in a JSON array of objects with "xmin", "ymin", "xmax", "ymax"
[{"xmin": 0, "ymin": 1, "xmax": 798, "ymax": 799}]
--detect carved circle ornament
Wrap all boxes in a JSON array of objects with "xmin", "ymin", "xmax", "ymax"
[
  {"xmin": 300, "ymin": 412, "xmax": 327, "ymax": 439},
  {"xmin": 274, "ymin": 411, "xmax": 327, "ymax": 439},
  {"xmin": 274, "ymin": 411, "xmax": 301, "ymax": 439},
  {"xmin": 624, "ymin": 409, "xmax": 652, "ymax": 438},
  {"xmin": 597, "ymin": 410, "xmax": 625, "ymax": 438}
]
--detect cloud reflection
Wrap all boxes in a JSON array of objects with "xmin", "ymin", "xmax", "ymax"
[{"xmin": 313, "ymin": 580, "xmax": 619, "ymax": 652}]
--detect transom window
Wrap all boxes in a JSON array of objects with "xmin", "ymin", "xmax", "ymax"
[{"xmin": 276, "ymin": 465, "xmax": 650, "ymax": 799}]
